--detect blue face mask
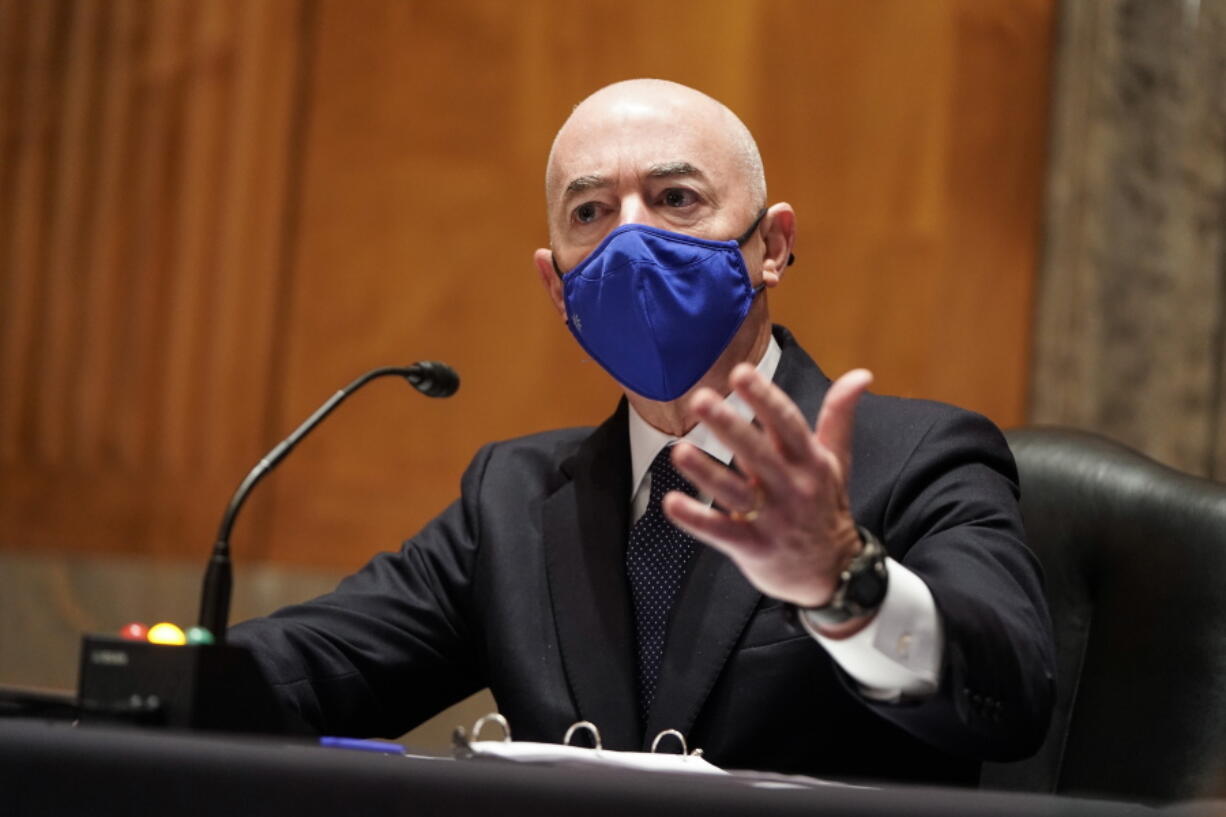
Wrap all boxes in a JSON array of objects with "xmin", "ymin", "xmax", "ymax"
[{"xmin": 553, "ymin": 210, "xmax": 770, "ymax": 402}]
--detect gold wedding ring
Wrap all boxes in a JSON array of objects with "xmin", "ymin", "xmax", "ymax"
[{"xmin": 729, "ymin": 478, "xmax": 765, "ymax": 523}]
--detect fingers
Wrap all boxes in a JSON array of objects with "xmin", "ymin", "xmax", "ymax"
[
  {"xmin": 726, "ymin": 364, "xmax": 815, "ymax": 465},
  {"xmin": 670, "ymin": 443, "xmax": 759, "ymax": 515},
  {"xmin": 661, "ymin": 490, "xmax": 765, "ymax": 554},
  {"xmin": 661, "ymin": 363, "xmax": 872, "ymax": 609},
  {"xmin": 683, "ymin": 365, "xmax": 871, "ymax": 504},
  {"xmin": 688, "ymin": 389, "xmax": 789, "ymax": 487},
  {"xmin": 814, "ymin": 369, "xmax": 873, "ymax": 477}
]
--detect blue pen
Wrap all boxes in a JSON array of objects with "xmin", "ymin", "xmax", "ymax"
[{"xmin": 319, "ymin": 736, "xmax": 407, "ymax": 755}]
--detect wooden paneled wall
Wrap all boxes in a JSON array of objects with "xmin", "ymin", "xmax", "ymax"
[
  {"xmin": 0, "ymin": 0, "xmax": 307, "ymax": 559},
  {"xmin": 0, "ymin": 0, "xmax": 1054, "ymax": 571}
]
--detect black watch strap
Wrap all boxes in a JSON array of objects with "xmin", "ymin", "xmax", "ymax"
[{"xmin": 797, "ymin": 526, "xmax": 889, "ymax": 628}]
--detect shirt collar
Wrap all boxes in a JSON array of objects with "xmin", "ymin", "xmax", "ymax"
[{"xmin": 627, "ymin": 334, "xmax": 782, "ymax": 499}]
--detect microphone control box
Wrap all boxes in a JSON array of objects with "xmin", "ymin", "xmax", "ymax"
[{"xmin": 77, "ymin": 635, "xmax": 298, "ymax": 735}]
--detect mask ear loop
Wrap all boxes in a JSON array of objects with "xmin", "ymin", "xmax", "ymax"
[
  {"xmin": 734, "ymin": 208, "xmax": 769, "ymax": 245},
  {"xmin": 737, "ymin": 208, "xmax": 795, "ymax": 288},
  {"xmin": 736, "ymin": 210, "xmax": 770, "ymax": 297},
  {"xmin": 552, "ymin": 252, "xmax": 566, "ymax": 280},
  {"xmin": 735, "ymin": 207, "xmax": 796, "ymax": 267}
]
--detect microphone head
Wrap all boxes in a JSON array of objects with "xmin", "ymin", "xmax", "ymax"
[{"xmin": 405, "ymin": 361, "xmax": 460, "ymax": 397}]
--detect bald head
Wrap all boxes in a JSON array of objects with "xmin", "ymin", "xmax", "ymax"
[
  {"xmin": 543, "ymin": 79, "xmax": 766, "ymax": 246},
  {"xmin": 531, "ymin": 79, "xmax": 796, "ymax": 411}
]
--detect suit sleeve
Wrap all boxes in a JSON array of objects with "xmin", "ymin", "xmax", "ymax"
[
  {"xmin": 858, "ymin": 409, "xmax": 1056, "ymax": 761},
  {"xmin": 227, "ymin": 443, "xmax": 496, "ymax": 739}
]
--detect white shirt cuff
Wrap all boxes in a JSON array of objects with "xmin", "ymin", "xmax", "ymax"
[{"xmin": 799, "ymin": 557, "xmax": 943, "ymax": 701}]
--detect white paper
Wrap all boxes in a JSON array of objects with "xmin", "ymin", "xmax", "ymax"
[{"xmin": 465, "ymin": 739, "xmax": 727, "ymax": 775}]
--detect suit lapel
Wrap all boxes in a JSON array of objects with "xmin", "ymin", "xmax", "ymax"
[
  {"xmin": 543, "ymin": 400, "xmax": 641, "ymax": 750},
  {"xmin": 643, "ymin": 326, "xmax": 833, "ymax": 747},
  {"xmin": 770, "ymin": 325, "xmax": 830, "ymax": 429},
  {"xmin": 642, "ymin": 546, "xmax": 761, "ymax": 745}
]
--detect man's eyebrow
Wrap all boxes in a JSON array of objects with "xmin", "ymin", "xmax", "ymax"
[
  {"xmin": 563, "ymin": 174, "xmax": 611, "ymax": 198},
  {"xmin": 560, "ymin": 163, "xmax": 706, "ymax": 203},
  {"xmin": 646, "ymin": 161, "xmax": 706, "ymax": 180}
]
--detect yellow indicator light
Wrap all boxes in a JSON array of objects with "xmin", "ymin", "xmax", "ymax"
[{"xmin": 147, "ymin": 622, "xmax": 187, "ymax": 645}]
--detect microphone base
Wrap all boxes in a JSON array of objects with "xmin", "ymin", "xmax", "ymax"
[{"xmin": 76, "ymin": 635, "xmax": 302, "ymax": 735}]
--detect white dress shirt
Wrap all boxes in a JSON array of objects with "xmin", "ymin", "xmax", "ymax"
[{"xmin": 626, "ymin": 336, "xmax": 943, "ymax": 700}]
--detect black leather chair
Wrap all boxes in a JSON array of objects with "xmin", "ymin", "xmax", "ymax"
[{"xmin": 980, "ymin": 427, "xmax": 1226, "ymax": 804}]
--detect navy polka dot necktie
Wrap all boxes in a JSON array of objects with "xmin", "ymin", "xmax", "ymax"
[{"xmin": 626, "ymin": 445, "xmax": 700, "ymax": 720}]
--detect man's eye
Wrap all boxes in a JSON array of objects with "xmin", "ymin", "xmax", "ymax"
[
  {"xmin": 661, "ymin": 188, "xmax": 698, "ymax": 208},
  {"xmin": 574, "ymin": 202, "xmax": 600, "ymax": 223}
]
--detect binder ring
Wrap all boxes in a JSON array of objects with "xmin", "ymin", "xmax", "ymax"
[
  {"xmin": 562, "ymin": 720, "xmax": 602, "ymax": 750},
  {"xmin": 472, "ymin": 713, "xmax": 511, "ymax": 742},
  {"xmin": 650, "ymin": 728, "xmax": 688, "ymax": 755}
]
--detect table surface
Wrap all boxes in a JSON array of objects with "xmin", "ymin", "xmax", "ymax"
[{"xmin": 0, "ymin": 718, "xmax": 1198, "ymax": 817}]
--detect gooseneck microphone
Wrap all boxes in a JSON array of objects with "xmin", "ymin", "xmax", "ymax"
[
  {"xmin": 198, "ymin": 361, "xmax": 460, "ymax": 641},
  {"xmin": 402, "ymin": 359, "xmax": 460, "ymax": 398}
]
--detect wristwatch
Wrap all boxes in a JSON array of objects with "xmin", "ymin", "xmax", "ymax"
[{"xmin": 798, "ymin": 526, "xmax": 889, "ymax": 628}]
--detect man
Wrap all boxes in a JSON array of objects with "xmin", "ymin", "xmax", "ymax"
[{"xmin": 230, "ymin": 79, "xmax": 1054, "ymax": 785}]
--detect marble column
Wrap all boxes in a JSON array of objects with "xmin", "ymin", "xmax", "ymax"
[{"xmin": 1031, "ymin": 0, "xmax": 1226, "ymax": 478}]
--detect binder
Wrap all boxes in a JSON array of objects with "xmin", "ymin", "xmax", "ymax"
[{"xmin": 452, "ymin": 713, "xmax": 725, "ymax": 776}]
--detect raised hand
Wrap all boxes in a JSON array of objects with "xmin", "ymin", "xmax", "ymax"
[{"xmin": 662, "ymin": 365, "xmax": 874, "ymax": 611}]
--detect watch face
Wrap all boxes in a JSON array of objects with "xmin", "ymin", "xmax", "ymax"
[{"xmin": 847, "ymin": 567, "xmax": 887, "ymax": 608}]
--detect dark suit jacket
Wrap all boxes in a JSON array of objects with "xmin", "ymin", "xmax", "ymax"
[{"xmin": 230, "ymin": 326, "xmax": 1055, "ymax": 786}]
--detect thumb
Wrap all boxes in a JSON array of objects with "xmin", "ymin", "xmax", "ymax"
[{"xmin": 814, "ymin": 369, "xmax": 873, "ymax": 476}]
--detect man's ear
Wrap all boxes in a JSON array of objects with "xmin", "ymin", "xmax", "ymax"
[
  {"xmin": 760, "ymin": 203, "xmax": 796, "ymax": 288},
  {"xmin": 533, "ymin": 248, "xmax": 568, "ymax": 320}
]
